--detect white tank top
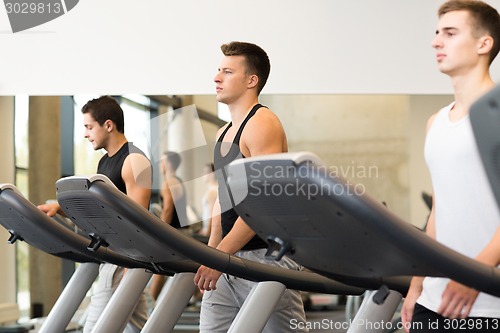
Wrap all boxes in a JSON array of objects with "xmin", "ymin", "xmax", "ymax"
[{"xmin": 417, "ymin": 102, "xmax": 500, "ymax": 317}]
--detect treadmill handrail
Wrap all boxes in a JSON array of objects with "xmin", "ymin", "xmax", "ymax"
[
  {"xmin": 230, "ymin": 151, "xmax": 325, "ymax": 167},
  {"xmin": 226, "ymin": 152, "xmax": 500, "ymax": 297},
  {"xmin": 56, "ymin": 175, "xmax": 365, "ymax": 295},
  {"xmin": 0, "ymin": 183, "xmax": 22, "ymax": 195},
  {"xmin": 0, "ymin": 184, "xmax": 153, "ymax": 269}
]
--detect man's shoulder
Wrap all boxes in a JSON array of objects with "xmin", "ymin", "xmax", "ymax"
[
  {"xmin": 123, "ymin": 152, "xmax": 151, "ymax": 168},
  {"xmin": 247, "ymin": 106, "xmax": 282, "ymax": 131},
  {"xmin": 123, "ymin": 143, "xmax": 150, "ymax": 163},
  {"xmin": 121, "ymin": 143, "xmax": 152, "ymax": 176},
  {"xmin": 127, "ymin": 142, "xmax": 147, "ymax": 156},
  {"xmin": 240, "ymin": 105, "xmax": 287, "ymax": 155},
  {"xmin": 255, "ymin": 104, "xmax": 274, "ymax": 116},
  {"xmin": 426, "ymin": 102, "xmax": 454, "ymax": 133}
]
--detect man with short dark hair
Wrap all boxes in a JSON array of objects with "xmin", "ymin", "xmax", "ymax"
[
  {"xmin": 39, "ymin": 96, "xmax": 151, "ymax": 333},
  {"xmin": 401, "ymin": 1, "xmax": 500, "ymax": 332},
  {"xmin": 194, "ymin": 42, "xmax": 307, "ymax": 332}
]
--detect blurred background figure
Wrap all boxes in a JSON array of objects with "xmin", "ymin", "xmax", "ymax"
[
  {"xmin": 199, "ymin": 163, "xmax": 217, "ymax": 237},
  {"xmin": 149, "ymin": 151, "xmax": 188, "ymax": 301},
  {"xmin": 160, "ymin": 151, "xmax": 187, "ymax": 229}
]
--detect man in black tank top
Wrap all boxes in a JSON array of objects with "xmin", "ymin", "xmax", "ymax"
[
  {"xmin": 39, "ymin": 96, "xmax": 152, "ymax": 333},
  {"xmin": 97, "ymin": 142, "xmax": 149, "ymax": 194},
  {"xmin": 194, "ymin": 42, "xmax": 307, "ymax": 333}
]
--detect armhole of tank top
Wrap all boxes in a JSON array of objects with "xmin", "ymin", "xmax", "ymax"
[
  {"xmin": 233, "ymin": 103, "xmax": 263, "ymax": 145},
  {"xmin": 217, "ymin": 123, "xmax": 233, "ymax": 142}
]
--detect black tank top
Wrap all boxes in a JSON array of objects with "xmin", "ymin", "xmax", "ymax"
[
  {"xmin": 214, "ymin": 104, "xmax": 268, "ymax": 251},
  {"xmin": 97, "ymin": 142, "xmax": 149, "ymax": 194},
  {"xmin": 165, "ymin": 176, "xmax": 187, "ymax": 229}
]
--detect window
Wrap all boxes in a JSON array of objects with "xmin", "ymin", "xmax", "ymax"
[{"xmin": 121, "ymin": 96, "xmax": 152, "ymax": 159}]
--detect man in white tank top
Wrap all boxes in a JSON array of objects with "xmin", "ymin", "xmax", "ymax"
[{"xmin": 401, "ymin": 1, "xmax": 500, "ymax": 332}]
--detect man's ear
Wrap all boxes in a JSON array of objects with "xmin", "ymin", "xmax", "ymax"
[
  {"xmin": 247, "ymin": 74, "xmax": 259, "ymax": 89},
  {"xmin": 478, "ymin": 35, "xmax": 494, "ymax": 56},
  {"xmin": 104, "ymin": 119, "xmax": 114, "ymax": 132}
]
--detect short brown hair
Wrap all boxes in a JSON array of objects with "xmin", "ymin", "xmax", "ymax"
[
  {"xmin": 438, "ymin": 0, "xmax": 500, "ymax": 64},
  {"xmin": 81, "ymin": 96, "xmax": 125, "ymax": 133},
  {"xmin": 221, "ymin": 41, "xmax": 271, "ymax": 95}
]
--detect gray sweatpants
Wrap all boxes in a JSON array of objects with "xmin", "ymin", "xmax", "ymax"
[
  {"xmin": 83, "ymin": 263, "xmax": 148, "ymax": 333},
  {"xmin": 199, "ymin": 249, "xmax": 308, "ymax": 333}
]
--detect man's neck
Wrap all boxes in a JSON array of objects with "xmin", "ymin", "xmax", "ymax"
[
  {"xmin": 227, "ymin": 96, "xmax": 260, "ymax": 127},
  {"xmin": 451, "ymin": 68, "xmax": 495, "ymax": 114},
  {"xmin": 105, "ymin": 134, "xmax": 128, "ymax": 157}
]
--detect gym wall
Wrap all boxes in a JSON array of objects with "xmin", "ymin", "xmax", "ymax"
[
  {"xmin": 0, "ymin": 98, "xmax": 16, "ymax": 303},
  {"xmin": 0, "ymin": 0, "xmax": 498, "ymax": 96}
]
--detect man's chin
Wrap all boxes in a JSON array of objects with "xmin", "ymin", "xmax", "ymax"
[{"xmin": 437, "ymin": 64, "xmax": 452, "ymax": 75}]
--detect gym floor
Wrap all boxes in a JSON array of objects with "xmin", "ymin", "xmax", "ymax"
[
  {"xmin": 171, "ymin": 307, "xmax": 406, "ymax": 333},
  {"xmin": 66, "ymin": 309, "xmax": 405, "ymax": 333},
  {"xmin": 169, "ymin": 307, "xmax": 393, "ymax": 333},
  {"xmin": 64, "ymin": 300, "xmax": 404, "ymax": 333}
]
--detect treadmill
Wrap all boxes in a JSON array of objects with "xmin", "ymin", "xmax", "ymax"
[
  {"xmin": 470, "ymin": 84, "xmax": 500, "ymax": 210},
  {"xmin": 0, "ymin": 183, "xmax": 157, "ymax": 333},
  {"xmin": 56, "ymin": 174, "xmax": 367, "ymax": 333},
  {"xmin": 225, "ymin": 151, "xmax": 500, "ymax": 331}
]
